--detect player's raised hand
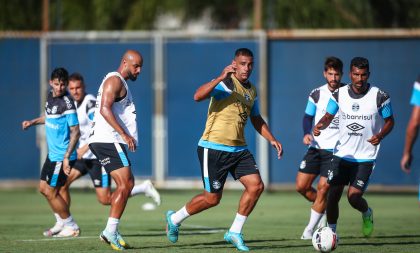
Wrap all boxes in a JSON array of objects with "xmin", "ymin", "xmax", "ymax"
[
  {"xmin": 122, "ymin": 133, "xmax": 137, "ymax": 152},
  {"xmin": 219, "ymin": 64, "xmax": 236, "ymax": 80},
  {"xmin": 271, "ymin": 140, "xmax": 283, "ymax": 159},
  {"xmin": 367, "ymin": 134, "xmax": 382, "ymax": 146},
  {"xmin": 22, "ymin": 120, "xmax": 32, "ymax": 130},
  {"xmin": 303, "ymin": 134, "xmax": 313, "ymax": 145}
]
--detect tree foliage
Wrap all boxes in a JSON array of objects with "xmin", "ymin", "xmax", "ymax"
[{"xmin": 0, "ymin": 0, "xmax": 418, "ymax": 31}]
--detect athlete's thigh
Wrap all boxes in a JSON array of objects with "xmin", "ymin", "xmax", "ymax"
[
  {"xmin": 299, "ymin": 147, "xmax": 322, "ymax": 175},
  {"xmin": 40, "ymin": 156, "xmax": 73, "ymax": 188},
  {"xmin": 349, "ymin": 162, "xmax": 374, "ymax": 192},
  {"xmin": 89, "ymin": 142, "xmax": 131, "ymax": 174},
  {"xmin": 197, "ymin": 146, "xmax": 230, "ymax": 193},
  {"xmin": 233, "ymin": 150, "xmax": 259, "ymax": 179},
  {"xmin": 296, "ymin": 171, "xmax": 318, "ymax": 188},
  {"xmin": 72, "ymin": 159, "xmax": 89, "ymax": 177},
  {"xmin": 86, "ymin": 159, "xmax": 111, "ymax": 188}
]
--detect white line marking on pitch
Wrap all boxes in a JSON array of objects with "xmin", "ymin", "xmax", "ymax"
[{"xmin": 18, "ymin": 224, "xmax": 225, "ymax": 242}]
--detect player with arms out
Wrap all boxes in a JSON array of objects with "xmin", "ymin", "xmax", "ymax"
[
  {"xmin": 296, "ymin": 56, "xmax": 345, "ymax": 239},
  {"xmin": 22, "ymin": 67, "xmax": 81, "ymax": 237},
  {"xmin": 165, "ymin": 48, "xmax": 283, "ymax": 252},
  {"xmin": 61, "ymin": 72, "xmax": 160, "ymax": 211},
  {"xmin": 88, "ymin": 50, "xmax": 143, "ymax": 250},
  {"xmin": 313, "ymin": 57, "xmax": 394, "ymax": 238}
]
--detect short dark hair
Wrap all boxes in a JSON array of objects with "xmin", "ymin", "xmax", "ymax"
[
  {"xmin": 324, "ymin": 56, "xmax": 343, "ymax": 73},
  {"xmin": 235, "ymin": 48, "xmax": 253, "ymax": 58},
  {"xmin": 350, "ymin": 57, "xmax": 369, "ymax": 71},
  {"xmin": 69, "ymin": 72, "xmax": 84, "ymax": 84},
  {"xmin": 50, "ymin": 67, "xmax": 69, "ymax": 83}
]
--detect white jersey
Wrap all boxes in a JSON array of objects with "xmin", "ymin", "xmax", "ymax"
[
  {"xmin": 75, "ymin": 94, "xmax": 96, "ymax": 159},
  {"xmin": 88, "ymin": 72, "xmax": 138, "ymax": 145},
  {"xmin": 305, "ymin": 84, "xmax": 343, "ymax": 150},
  {"xmin": 328, "ymin": 84, "xmax": 392, "ymax": 162}
]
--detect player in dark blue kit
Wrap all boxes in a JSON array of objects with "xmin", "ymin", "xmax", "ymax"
[{"xmin": 22, "ymin": 67, "xmax": 81, "ymax": 237}]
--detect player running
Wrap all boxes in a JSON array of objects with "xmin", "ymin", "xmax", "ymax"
[
  {"xmin": 296, "ymin": 57, "xmax": 345, "ymax": 239},
  {"xmin": 313, "ymin": 57, "xmax": 394, "ymax": 238},
  {"xmin": 165, "ymin": 48, "xmax": 283, "ymax": 252}
]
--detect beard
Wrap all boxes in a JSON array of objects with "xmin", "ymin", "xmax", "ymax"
[{"xmin": 128, "ymin": 72, "xmax": 137, "ymax": 81}]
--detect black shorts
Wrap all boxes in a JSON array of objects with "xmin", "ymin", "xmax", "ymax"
[
  {"xmin": 89, "ymin": 142, "xmax": 131, "ymax": 174},
  {"xmin": 197, "ymin": 146, "xmax": 259, "ymax": 193},
  {"xmin": 40, "ymin": 156, "xmax": 75, "ymax": 188},
  {"xmin": 299, "ymin": 147, "xmax": 333, "ymax": 177},
  {"xmin": 73, "ymin": 159, "xmax": 111, "ymax": 188},
  {"xmin": 327, "ymin": 156, "xmax": 374, "ymax": 192}
]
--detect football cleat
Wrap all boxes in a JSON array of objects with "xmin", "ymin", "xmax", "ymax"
[
  {"xmin": 43, "ymin": 222, "xmax": 64, "ymax": 237},
  {"xmin": 100, "ymin": 230, "xmax": 125, "ymax": 251},
  {"xmin": 53, "ymin": 225, "xmax": 80, "ymax": 237},
  {"xmin": 224, "ymin": 231, "xmax": 250, "ymax": 252},
  {"xmin": 300, "ymin": 227, "xmax": 313, "ymax": 240},
  {"xmin": 165, "ymin": 210, "xmax": 180, "ymax": 243},
  {"xmin": 144, "ymin": 180, "xmax": 161, "ymax": 206},
  {"xmin": 362, "ymin": 207, "xmax": 374, "ymax": 237}
]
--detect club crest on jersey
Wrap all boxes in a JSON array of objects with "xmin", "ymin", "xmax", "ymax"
[
  {"xmin": 212, "ymin": 180, "xmax": 221, "ymax": 190},
  {"xmin": 300, "ymin": 160, "xmax": 306, "ymax": 169},
  {"xmin": 352, "ymin": 103, "xmax": 360, "ymax": 112},
  {"xmin": 244, "ymin": 94, "xmax": 250, "ymax": 101}
]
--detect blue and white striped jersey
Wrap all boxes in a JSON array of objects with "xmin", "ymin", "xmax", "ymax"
[{"xmin": 45, "ymin": 91, "xmax": 79, "ymax": 162}]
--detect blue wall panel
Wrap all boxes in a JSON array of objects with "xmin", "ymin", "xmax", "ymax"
[
  {"xmin": 166, "ymin": 40, "xmax": 258, "ymax": 178},
  {"xmin": 268, "ymin": 38, "xmax": 420, "ymax": 185},
  {"xmin": 49, "ymin": 42, "xmax": 153, "ymax": 177},
  {"xmin": 0, "ymin": 39, "xmax": 40, "ymax": 179}
]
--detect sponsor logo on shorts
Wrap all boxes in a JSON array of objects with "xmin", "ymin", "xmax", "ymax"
[
  {"xmin": 357, "ymin": 180, "xmax": 365, "ymax": 187},
  {"xmin": 94, "ymin": 179, "xmax": 101, "ymax": 186},
  {"xmin": 300, "ymin": 160, "xmax": 306, "ymax": 169},
  {"xmin": 99, "ymin": 157, "xmax": 111, "ymax": 166},
  {"xmin": 212, "ymin": 180, "xmax": 221, "ymax": 190},
  {"xmin": 51, "ymin": 105, "xmax": 58, "ymax": 114}
]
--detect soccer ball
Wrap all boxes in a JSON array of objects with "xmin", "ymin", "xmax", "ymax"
[
  {"xmin": 312, "ymin": 227, "xmax": 337, "ymax": 252},
  {"xmin": 141, "ymin": 202, "xmax": 157, "ymax": 211}
]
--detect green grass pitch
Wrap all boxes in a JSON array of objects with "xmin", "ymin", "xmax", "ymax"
[{"xmin": 1, "ymin": 188, "xmax": 420, "ymax": 252}]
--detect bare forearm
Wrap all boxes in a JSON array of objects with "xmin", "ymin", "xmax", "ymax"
[
  {"xmin": 403, "ymin": 122, "xmax": 419, "ymax": 154},
  {"xmin": 100, "ymin": 106, "xmax": 127, "ymax": 136},
  {"xmin": 194, "ymin": 76, "xmax": 223, "ymax": 102},
  {"xmin": 65, "ymin": 126, "xmax": 80, "ymax": 159},
  {"xmin": 252, "ymin": 116, "xmax": 276, "ymax": 142}
]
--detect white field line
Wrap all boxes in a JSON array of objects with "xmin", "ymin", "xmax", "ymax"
[{"xmin": 17, "ymin": 224, "xmax": 225, "ymax": 242}]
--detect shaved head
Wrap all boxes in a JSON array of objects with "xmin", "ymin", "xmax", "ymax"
[{"xmin": 118, "ymin": 49, "xmax": 143, "ymax": 81}]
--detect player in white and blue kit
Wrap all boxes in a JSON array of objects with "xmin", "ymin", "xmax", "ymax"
[
  {"xmin": 313, "ymin": 57, "xmax": 394, "ymax": 238},
  {"xmin": 401, "ymin": 76, "xmax": 420, "ymax": 200},
  {"xmin": 61, "ymin": 73, "xmax": 160, "ymax": 208},
  {"xmin": 22, "ymin": 67, "xmax": 81, "ymax": 237},
  {"xmin": 296, "ymin": 57, "xmax": 345, "ymax": 239}
]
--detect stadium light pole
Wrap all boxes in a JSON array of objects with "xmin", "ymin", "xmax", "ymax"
[
  {"xmin": 253, "ymin": 0, "xmax": 262, "ymax": 30},
  {"xmin": 42, "ymin": 0, "xmax": 49, "ymax": 32}
]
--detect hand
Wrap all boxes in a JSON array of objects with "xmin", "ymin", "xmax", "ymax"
[
  {"xmin": 219, "ymin": 64, "xmax": 236, "ymax": 80},
  {"xmin": 313, "ymin": 123, "xmax": 322, "ymax": 136},
  {"xmin": 62, "ymin": 158, "xmax": 71, "ymax": 176},
  {"xmin": 270, "ymin": 140, "xmax": 283, "ymax": 159},
  {"xmin": 22, "ymin": 121, "xmax": 32, "ymax": 130},
  {"xmin": 400, "ymin": 153, "xmax": 412, "ymax": 174},
  {"xmin": 76, "ymin": 148, "xmax": 84, "ymax": 160},
  {"xmin": 367, "ymin": 134, "xmax": 382, "ymax": 146},
  {"xmin": 122, "ymin": 133, "xmax": 137, "ymax": 152},
  {"xmin": 302, "ymin": 134, "xmax": 313, "ymax": 145}
]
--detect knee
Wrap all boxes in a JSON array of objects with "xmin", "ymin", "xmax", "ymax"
[
  {"xmin": 39, "ymin": 187, "xmax": 54, "ymax": 200},
  {"xmin": 117, "ymin": 180, "xmax": 134, "ymax": 195},
  {"xmin": 97, "ymin": 197, "xmax": 111, "ymax": 205},
  {"xmin": 204, "ymin": 194, "xmax": 221, "ymax": 207},
  {"xmin": 317, "ymin": 182, "xmax": 330, "ymax": 197},
  {"xmin": 295, "ymin": 182, "xmax": 308, "ymax": 195}
]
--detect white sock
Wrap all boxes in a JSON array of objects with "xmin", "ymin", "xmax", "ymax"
[
  {"xmin": 229, "ymin": 213, "xmax": 247, "ymax": 233},
  {"xmin": 62, "ymin": 215, "xmax": 78, "ymax": 229},
  {"xmin": 328, "ymin": 223, "xmax": 337, "ymax": 233},
  {"xmin": 171, "ymin": 206, "xmax": 190, "ymax": 225},
  {"xmin": 54, "ymin": 213, "xmax": 64, "ymax": 225},
  {"xmin": 130, "ymin": 182, "xmax": 149, "ymax": 196},
  {"xmin": 306, "ymin": 209, "xmax": 323, "ymax": 231},
  {"xmin": 105, "ymin": 217, "xmax": 120, "ymax": 234}
]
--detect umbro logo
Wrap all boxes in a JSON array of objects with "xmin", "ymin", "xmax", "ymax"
[
  {"xmin": 331, "ymin": 117, "xmax": 339, "ymax": 126},
  {"xmin": 346, "ymin": 122, "xmax": 364, "ymax": 132}
]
